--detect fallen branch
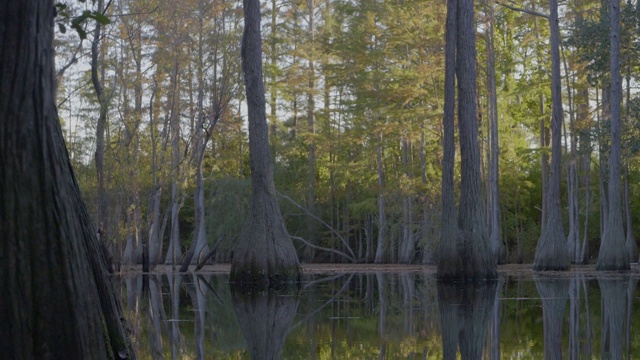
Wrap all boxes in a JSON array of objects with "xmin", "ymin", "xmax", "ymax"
[
  {"xmin": 195, "ymin": 238, "xmax": 225, "ymax": 271},
  {"xmin": 277, "ymin": 191, "xmax": 357, "ymax": 259},
  {"xmin": 291, "ymin": 236, "xmax": 357, "ymax": 263}
]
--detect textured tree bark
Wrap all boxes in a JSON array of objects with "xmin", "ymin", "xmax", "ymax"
[
  {"xmin": 533, "ymin": 0, "xmax": 570, "ymax": 271},
  {"xmin": 165, "ymin": 59, "xmax": 183, "ymax": 265},
  {"xmin": 485, "ymin": 0, "xmax": 505, "ymax": 264},
  {"xmin": 438, "ymin": 0, "xmax": 497, "ymax": 280},
  {"xmin": 623, "ymin": 166, "xmax": 637, "ymax": 262},
  {"xmin": 230, "ymin": 0, "xmax": 301, "ymax": 286},
  {"xmin": 597, "ymin": 0, "xmax": 629, "ymax": 270},
  {"xmin": 375, "ymin": 138, "xmax": 388, "ymax": 263},
  {"xmin": 304, "ymin": 0, "xmax": 318, "ymax": 262},
  {"xmin": 0, "ymin": 1, "xmax": 133, "ymax": 358},
  {"xmin": 437, "ymin": 0, "xmax": 460, "ymax": 278},
  {"xmin": 91, "ymin": 0, "xmax": 111, "ymax": 244}
]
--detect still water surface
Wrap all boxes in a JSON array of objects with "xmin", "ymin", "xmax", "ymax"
[{"xmin": 119, "ymin": 268, "xmax": 640, "ymax": 359}]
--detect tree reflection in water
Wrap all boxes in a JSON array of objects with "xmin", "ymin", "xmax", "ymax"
[
  {"xmin": 119, "ymin": 269, "xmax": 640, "ymax": 358},
  {"xmin": 535, "ymin": 275, "xmax": 569, "ymax": 360},
  {"xmin": 437, "ymin": 281, "xmax": 497, "ymax": 359},
  {"xmin": 231, "ymin": 288, "xmax": 300, "ymax": 360},
  {"xmin": 598, "ymin": 275, "xmax": 633, "ymax": 360}
]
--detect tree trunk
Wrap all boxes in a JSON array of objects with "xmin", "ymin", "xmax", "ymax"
[
  {"xmin": 304, "ymin": 0, "xmax": 318, "ymax": 263},
  {"xmin": 452, "ymin": 0, "xmax": 496, "ymax": 279},
  {"xmin": 624, "ymin": 166, "xmax": 637, "ymax": 262},
  {"xmin": 533, "ymin": 0, "xmax": 570, "ymax": 271},
  {"xmin": 438, "ymin": 0, "xmax": 460, "ymax": 277},
  {"xmin": 165, "ymin": 59, "xmax": 183, "ymax": 265},
  {"xmin": 399, "ymin": 138, "xmax": 415, "ymax": 264},
  {"xmin": 375, "ymin": 137, "xmax": 387, "ymax": 263},
  {"xmin": 91, "ymin": 0, "xmax": 110, "ymax": 244},
  {"xmin": 485, "ymin": 0, "xmax": 505, "ymax": 264},
  {"xmin": 0, "ymin": 1, "xmax": 133, "ymax": 357},
  {"xmin": 230, "ymin": 0, "xmax": 301, "ymax": 286},
  {"xmin": 597, "ymin": 0, "xmax": 629, "ymax": 270}
]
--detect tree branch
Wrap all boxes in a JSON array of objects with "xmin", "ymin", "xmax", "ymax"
[
  {"xmin": 496, "ymin": 1, "xmax": 549, "ymax": 19},
  {"xmin": 290, "ymin": 236, "xmax": 357, "ymax": 263},
  {"xmin": 277, "ymin": 191, "xmax": 357, "ymax": 258}
]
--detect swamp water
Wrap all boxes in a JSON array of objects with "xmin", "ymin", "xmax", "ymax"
[{"xmin": 119, "ymin": 267, "xmax": 640, "ymax": 359}]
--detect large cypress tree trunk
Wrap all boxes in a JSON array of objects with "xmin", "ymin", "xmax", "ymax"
[
  {"xmin": 597, "ymin": 0, "xmax": 629, "ymax": 270},
  {"xmin": 0, "ymin": 1, "xmax": 133, "ymax": 358},
  {"xmin": 454, "ymin": 0, "xmax": 496, "ymax": 280},
  {"xmin": 438, "ymin": 0, "xmax": 461, "ymax": 277},
  {"xmin": 230, "ymin": 0, "xmax": 301, "ymax": 286},
  {"xmin": 533, "ymin": 0, "xmax": 570, "ymax": 271}
]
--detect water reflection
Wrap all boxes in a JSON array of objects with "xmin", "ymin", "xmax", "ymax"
[
  {"xmin": 437, "ymin": 281, "xmax": 497, "ymax": 359},
  {"xmin": 534, "ymin": 276, "xmax": 568, "ymax": 360},
  {"xmin": 119, "ymin": 270, "xmax": 640, "ymax": 359},
  {"xmin": 231, "ymin": 289, "xmax": 300, "ymax": 360}
]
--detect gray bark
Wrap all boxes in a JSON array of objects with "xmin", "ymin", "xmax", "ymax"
[
  {"xmin": 399, "ymin": 138, "xmax": 415, "ymax": 264},
  {"xmin": 533, "ymin": 0, "xmax": 570, "ymax": 270},
  {"xmin": 437, "ymin": 0, "xmax": 460, "ymax": 277},
  {"xmin": 91, "ymin": 0, "xmax": 111, "ymax": 243},
  {"xmin": 624, "ymin": 166, "xmax": 636, "ymax": 262},
  {"xmin": 304, "ymin": 0, "xmax": 318, "ymax": 262},
  {"xmin": 0, "ymin": 1, "xmax": 133, "ymax": 357},
  {"xmin": 165, "ymin": 59, "xmax": 183, "ymax": 265},
  {"xmin": 230, "ymin": 0, "xmax": 301, "ymax": 286},
  {"xmin": 440, "ymin": 0, "xmax": 497, "ymax": 280},
  {"xmin": 485, "ymin": 0, "xmax": 505, "ymax": 264},
  {"xmin": 597, "ymin": 0, "xmax": 629, "ymax": 270},
  {"xmin": 375, "ymin": 138, "xmax": 387, "ymax": 263}
]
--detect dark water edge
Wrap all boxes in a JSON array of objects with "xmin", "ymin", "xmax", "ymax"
[{"xmin": 117, "ymin": 265, "xmax": 640, "ymax": 359}]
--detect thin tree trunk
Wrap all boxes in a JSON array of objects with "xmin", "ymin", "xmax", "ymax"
[
  {"xmin": 485, "ymin": 0, "xmax": 505, "ymax": 264},
  {"xmin": 165, "ymin": 59, "xmax": 183, "ymax": 266},
  {"xmin": 624, "ymin": 166, "xmax": 636, "ymax": 262},
  {"xmin": 375, "ymin": 137, "xmax": 387, "ymax": 263},
  {"xmin": 91, "ymin": 0, "xmax": 110, "ymax": 244}
]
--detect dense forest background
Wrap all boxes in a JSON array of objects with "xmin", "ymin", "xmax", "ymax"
[{"xmin": 54, "ymin": 0, "xmax": 640, "ymax": 266}]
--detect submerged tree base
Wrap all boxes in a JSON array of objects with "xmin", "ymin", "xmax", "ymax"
[
  {"xmin": 437, "ymin": 231, "xmax": 497, "ymax": 282},
  {"xmin": 533, "ymin": 218, "xmax": 570, "ymax": 271},
  {"xmin": 230, "ymin": 194, "xmax": 302, "ymax": 290}
]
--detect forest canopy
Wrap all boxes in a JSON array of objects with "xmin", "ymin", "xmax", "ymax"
[{"xmin": 54, "ymin": 0, "xmax": 640, "ymax": 267}]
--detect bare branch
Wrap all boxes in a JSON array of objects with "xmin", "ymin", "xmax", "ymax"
[
  {"xmin": 496, "ymin": 1, "xmax": 549, "ymax": 19},
  {"xmin": 291, "ymin": 236, "xmax": 356, "ymax": 263},
  {"xmin": 278, "ymin": 191, "xmax": 357, "ymax": 259}
]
